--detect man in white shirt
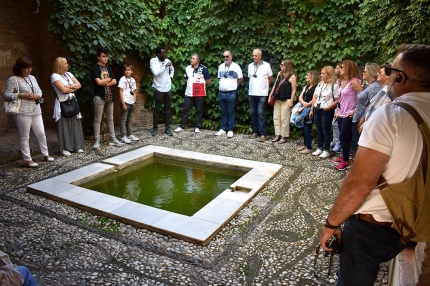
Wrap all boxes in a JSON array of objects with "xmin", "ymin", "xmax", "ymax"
[
  {"xmin": 174, "ymin": 54, "xmax": 211, "ymax": 133},
  {"xmin": 248, "ymin": 49, "xmax": 273, "ymax": 142},
  {"xmin": 150, "ymin": 46, "xmax": 174, "ymax": 136},
  {"xmin": 215, "ymin": 50, "xmax": 243, "ymax": 138},
  {"xmin": 320, "ymin": 44, "xmax": 430, "ymax": 286}
]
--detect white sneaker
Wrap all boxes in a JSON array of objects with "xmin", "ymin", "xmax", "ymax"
[
  {"xmin": 174, "ymin": 127, "xmax": 183, "ymax": 133},
  {"xmin": 227, "ymin": 131, "xmax": 233, "ymax": 138},
  {"xmin": 312, "ymin": 149, "xmax": 323, "ymax": 156},
  {"xmin": 109, "ymin": 138, "xmax": 125, "ymax": 146},
  {"xmin": 195, "ymin": 128, "xmax": 200, "ymax": 133},
  {"xmin": 121, "ymin": 136, "xmax": 131, "ymax": 144},
  {"xmin": 128, "ymin": 134, "xmax": 139, "ymax": 141},
  {"xmin": 215, "ymin": 129, "xmax": 226, "ymax": 136},
  {"xmin": 319, "ymin": 151, "xmax": 330, "ymax": 159},
  {"xmin": 92, "ymin": 140, "xmax": 100, "ymax": 150},
  {"xmin": 62, "ymin": 150, "xmax": 71, "ymax": 156},
  {"xmin": 77, "ymin": 149, "xmax": 84, "ymax": 153},
  {"xmin": 332, "ymin": 143, "xmax": 342, "ymax": 152}
]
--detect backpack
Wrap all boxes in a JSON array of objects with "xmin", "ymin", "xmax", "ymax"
[{"xmin": 377, "ymin": 102, "xmax": 430, "ymax": 244}]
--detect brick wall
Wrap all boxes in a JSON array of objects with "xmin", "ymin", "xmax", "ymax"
[{"xmin": 0, "ymin": 0, "xmax": 151, "ymax": 134}]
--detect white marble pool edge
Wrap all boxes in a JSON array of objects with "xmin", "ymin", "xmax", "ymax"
[{"xmin": 27, "ymin": 145, "xmax": 283, "ymax": 246}]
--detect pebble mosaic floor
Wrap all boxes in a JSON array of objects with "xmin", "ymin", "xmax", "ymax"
[{"xmin": 0, "ymin": 127, "xmax": 389, "ymax": 285}]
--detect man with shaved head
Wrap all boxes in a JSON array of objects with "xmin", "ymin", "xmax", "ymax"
[
  {"xmin": 215, "ymin": 50, "xmax": 243, "ymax": 138},
  {"xmin": 248, "ymin": 49, "xmax": 273, "ymax": 142},
  {"xmin": 320, "ymin": 44, "xmax": 430, "ymax": 285}
]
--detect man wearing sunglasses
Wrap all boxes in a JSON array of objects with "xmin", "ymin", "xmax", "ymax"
[
  {"xmin": 248, "ymin": 49, "xmax": 273, "ymax": 142},
  {"xmin": 320, "ymin": 44, "xmax": 430, "ymax": 285},
  {"xmin": 215, "ymin": 50, "xmax": 243, "ymax": 138}
]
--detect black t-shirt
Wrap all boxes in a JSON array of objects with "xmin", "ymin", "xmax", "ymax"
[
  {"xmin": 274, "ymin": 75, "xmax": 292, "ymax": 101},
  {"xmin": 303, "ymin": 84, "xmax": 316, "ymax": 103},
  {"xmin": 91, "ymin": 64, "xmax": 116, "ymax": 101}
]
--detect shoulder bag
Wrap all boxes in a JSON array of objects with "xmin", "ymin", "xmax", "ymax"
[{"xmin": 2, "ymin": 77, "xmax": 22, "ymax": 115}]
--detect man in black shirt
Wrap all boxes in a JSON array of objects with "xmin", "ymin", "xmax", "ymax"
[{"xmin": 90, "ymin": 48, "xmax": 124, "ymax": 149}]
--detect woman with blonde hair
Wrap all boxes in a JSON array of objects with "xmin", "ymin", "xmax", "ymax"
[
  {"xmin": 297, "ymin": 70, "xmax": 320, "ymax": 153},
  {"xmin": 309, "ymin": 66, "xmax": 339, "ymax": 159},
  {"xmin": 269, "ymin": 59, "xmax": 296, "ymax": 144},
  {"xmin": 331, "ymin": 60, "xmax": 362, "ymax": 170},
  {"xmin": 309, "ymin": 66, "xmax": 339, "ymax": 158},
  {"xmin": 51, "ymin": 57, "xmax": 84, "ymax": 156},
  {"xmin": 3, "ymin": 56, "xmax": 54, "ymax": 167}
]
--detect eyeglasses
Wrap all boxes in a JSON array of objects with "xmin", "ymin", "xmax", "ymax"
[
  {"xmin": 384, "ymin": 65, "xmax": 409, "ymax": 80},
  {"xmin": 222, "ymin": 55, "xmax": 229, "ymax": 58}
]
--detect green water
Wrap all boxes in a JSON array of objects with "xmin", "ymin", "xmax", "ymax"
[{"xmin": 80, "ymin": 157, "xmax": 245, "ymax": 216}]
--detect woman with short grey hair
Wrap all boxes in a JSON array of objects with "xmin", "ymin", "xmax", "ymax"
[{"xmin": 350, "ymin": 63, "xmax": 381, "ymax": 155}]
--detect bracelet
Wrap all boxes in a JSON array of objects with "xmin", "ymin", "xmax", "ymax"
[{"xmin": 324, "ymin": 218, "xmax": 341, "ymax": 229}]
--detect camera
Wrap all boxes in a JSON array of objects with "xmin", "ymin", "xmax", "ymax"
[
  {"xmin": 316, "ymin": 103, "xmax": 321, "ymax": 109},
  {"xmin": 35, "ymin": 97, "xmax": 44, "ymax": 105},
  {"xmin": 130, "ymin": 91, "xmax": 134, "ymax": 95},
  {"xmin": 253, "ymin": 74, "xmax": 257, "ymax": 78},
  {"xmin": 223, "ymin": 74, "xmax": 228, "ymax": 78}
]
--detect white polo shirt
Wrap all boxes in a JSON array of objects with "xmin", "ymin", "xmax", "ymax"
[{"xmin": 248, "ymin": 61, "xmax": 273, "ymax": 96}]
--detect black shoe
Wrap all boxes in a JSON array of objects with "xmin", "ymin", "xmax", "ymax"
[{"xmin": 165, "ymin": 129, "xmax": 173, "ymax": 136}]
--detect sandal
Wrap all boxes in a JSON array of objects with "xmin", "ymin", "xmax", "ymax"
[
  {"xmin": 26, "ymin": 161, "xmax": 38, "ymax": 168},
  {"xmin": 43, "ymin": 156, "xmax": 55, "ymax": 162},
  {"xmin": 278, "ymin": 137, "xmax": 287, "ymax": 144},
  {"xmin": 272, "ymin": 135, "xmax": 281, "ymax": 142}
]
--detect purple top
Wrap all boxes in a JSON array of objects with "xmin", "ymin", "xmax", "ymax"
[{"xmin": 337, "ymin": 78, "xmax": 360, "ymax": 118}]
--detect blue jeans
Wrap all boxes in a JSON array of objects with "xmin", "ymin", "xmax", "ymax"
[
  {"xmin": 351, "ymin": 121, "xmax": 359, "ymax": 153},
  {"xmin": 218, "ymin": 91, "xmax": 236, "ymax": 131},
  {"xmin": 314, "ymin": 108, "xmax": 334, "ymax": 151},
  {"xmin": 338, "ymin": 215, "xmax": 406, "ymax": 286},
  {"xmin": 249, "ymin": 95, "xmax": 267, "ymax": 136},
  {"xmin": 338, "ymin": 117, "xmax": 353, "ymax": 161},
  {"xmin": 303, "ymin": 121, "xmax": 313, "ymax": 149},
  {"xmin": 17, "ymin": 266, "xmax": 39, "ymax": 286}
]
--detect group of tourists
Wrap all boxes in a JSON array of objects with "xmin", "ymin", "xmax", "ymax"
[{"xmin": 0, "ymin": 46, "xmax": 410, "ymax": 174}]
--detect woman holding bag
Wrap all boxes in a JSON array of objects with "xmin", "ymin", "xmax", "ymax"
[
  {"xmin": 51, "ymin": 57, "xmax": 84, "ymax": 156},
  {"xmin": 269, "ymin": 59, "xmax": 296, "ymax": 144},
  {"xmin": 3, "ymin": 56, "xmax": 54, "ymax": 167}
]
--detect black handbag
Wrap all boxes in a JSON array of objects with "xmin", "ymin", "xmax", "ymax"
[{"xmin": 59, "ymin": 96, "xmax": 80, "ymax": 117}]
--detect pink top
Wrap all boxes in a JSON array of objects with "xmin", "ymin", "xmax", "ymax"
[{"xmin": 337, "ymin": 78, "xmax": 360, "ymax": 118}]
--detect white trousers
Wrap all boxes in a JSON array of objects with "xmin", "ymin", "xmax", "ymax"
[
  {"xmin": 273, "ymin": 99, "xmax": 291, "ymax": 137},
  {"xmin": 14, "ymin": 114, "xmax": 49, "ymax": 161}
]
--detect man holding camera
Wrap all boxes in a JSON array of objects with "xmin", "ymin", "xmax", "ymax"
[
  {"xmin": 320, "ymin": 44, "xmax": 430, "ymax": 285},
  {"xmin": 248, "ymin": 49, "xmax": 273, "ymax": 142},
  {"xmin": 150, "ymin": 46, "xmax": 175, "ymax": 136},
  {"xmin": 215, "ymin": 50, "xmax": 243, "ymax": 138}
]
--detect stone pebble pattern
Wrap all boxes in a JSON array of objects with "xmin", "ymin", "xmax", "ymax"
[{"xmin": 0, "ymin": 127, "xmax": 389, "ymax": 285}]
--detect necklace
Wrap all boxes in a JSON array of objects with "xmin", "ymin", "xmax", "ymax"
[
  {"xmin": 253, "ymin": 62, "xmax": 261, "ymax": 77},
  {"xmin": 224, "ymin": 63, "xmax": 231, "ymax": 78},
  {"xmin": 22, "ymin": 76, "xmax": 34, "ymax": 93}
]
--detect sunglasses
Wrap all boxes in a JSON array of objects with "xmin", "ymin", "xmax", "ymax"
[
  {"xmin": 384, "ymin": 65, "xmax": 409, "ymax": 80},
  {"xmin": 222, "ymin": 55, "xmax": 229, "ymax": 58}
]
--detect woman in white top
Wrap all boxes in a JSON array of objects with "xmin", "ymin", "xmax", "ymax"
[
  {"xmin": 51, "ymin": 57, "xmax": 84, "ymax": 156},
  {"xmin": 309, "ymin": 66, "xmax": 339, "ymax": 159},
  {"xmin": 3, "ymin": 56, "xmax": 54, "ymax": 168}
]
